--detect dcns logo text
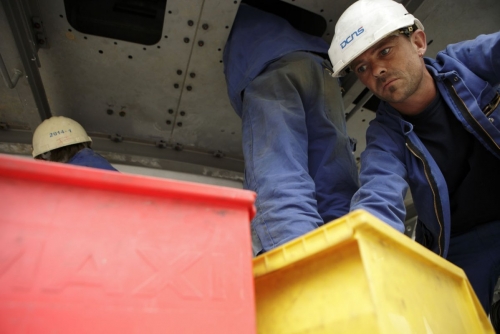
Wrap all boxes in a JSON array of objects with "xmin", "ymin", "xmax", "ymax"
[{"xmin": 340, "ymin": 27, "xmax": 365, "ymax": 49}]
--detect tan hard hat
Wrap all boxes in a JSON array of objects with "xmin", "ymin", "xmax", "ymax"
[{"xmin": 32, "ymin": 116, "xmax": 92, "ymax": 157}]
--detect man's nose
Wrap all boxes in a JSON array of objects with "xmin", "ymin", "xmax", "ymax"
[{"xmin": 372, "ymin": 62, "xmax": 387, "ymax": 77}]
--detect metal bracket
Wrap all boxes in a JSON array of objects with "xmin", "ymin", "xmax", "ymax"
[
  {"xmin": 0, "ymin": 54, "xmax": 23, "ymax": 89},
  {"xmin": 155, "ymin": 140, "xmax": 168, "ymax": 148},
  {"xmin": 32, "ymin": 17, "xmax": 49, "ymax": 49},
  {"xmin": 110, "ymin": 134, "xmax": 123, "ymax": 142},
  {"xmin": 213, "ymin": 150, "xmax": 225, "ymax": 158}
]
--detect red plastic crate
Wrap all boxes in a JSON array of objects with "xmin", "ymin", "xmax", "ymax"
[{"xmin": 0, "ymin": 154, "xmax": 256, "ymax": 334}]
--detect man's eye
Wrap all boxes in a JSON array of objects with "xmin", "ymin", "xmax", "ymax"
[
  {"xmin": 356, "ymin": 65, "xmax": 367, "ymax": 74},
  {"xmin": 381, "ymin": 47, "xmax": 391, "ymax": 56}
]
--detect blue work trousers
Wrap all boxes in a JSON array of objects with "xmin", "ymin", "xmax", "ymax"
[
  {"xmin": 447, "ymin": 220, "xmax": 500, "ymax": 314},
  {"xmin": 241, "ymin": 51, "xmax": 359, "ymax": 255}
]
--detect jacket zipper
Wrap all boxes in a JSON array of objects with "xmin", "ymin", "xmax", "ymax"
[
  {"xmin": 445, "ymin": 81, "xmax": 500, "ymax": 154},
  {"xmin": 484, "ymin": 92, "xmax": 500, "ymax": 117},
  {"xmin": 405, "ymin": 140, "xmax": 443, "ymax": 256}
]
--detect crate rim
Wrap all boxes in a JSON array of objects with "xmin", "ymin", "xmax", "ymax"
[
  {"xmin": 253, "ymin": 210, "xmax": 465, "ymax": 280},
  {"xmin": 0, "ymin": 153, "xmax": 256, "ymax": 217}
]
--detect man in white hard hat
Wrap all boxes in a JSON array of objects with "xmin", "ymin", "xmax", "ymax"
[
  {"xmin": 224, "ymin": 4, "xmax": 359, "ymax": 256},
  {"xmin": 32, "ymin": 116, "xmax": 117, "ymax": 171},
  {"xmin": 329, "ymin": 0, "xmax": 500, "ymax": 316}
]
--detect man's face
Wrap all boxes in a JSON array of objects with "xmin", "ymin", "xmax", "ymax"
[{"xmin": 350, "ymin": 33, "xmax": 425, "ymax": 105}]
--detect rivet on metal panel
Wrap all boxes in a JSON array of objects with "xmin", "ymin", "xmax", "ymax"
[
  {"xmin": 190, "ymin": 72, "xmax": 196, "ymax": 78},
  {"xmin": 0, "ymin": 122, "xmax": 10, "ymax": 130},
  {"xmin": 202, "ymin": 24, "xmax": 209, "ymax": 30},
  {"xmin": 106, "ymin": 109, "xmax": 113, "ymax": 115},
  {"xmin": 188, "ymin": 20, "xmax": 194, "ymax": 26},
  {"xmin": 174, "ymin": 143, "xmax": 184, "ymax": 151},
  {"xmin": 110, "ymin": 134, "xmax": 123, "ymax": 142},
  {"xmin": 177, "ymin": 122, "xmax": 183, "ymax": 127},
  {"xmin": 177, "ymin": 70, "xmax": 182, "ymax": 75},
  {"xmin": 198, "ymin": 40, "xmax": 204, "ymax": 47},
  {"xmin": 155, "ymin": 140, "xmax": 168, "ymax": 148},
  {"xmin": 184, "ymin": 37, "xmax": 190, "ymax": 43},
  {"xmin": 213, "ymin": 150, "xmax": 225, "ymax": 158},
  {"xmin": 186, "ymin": 86, "xmax": 192, "ymax": 91},
  {"xmin": 174, "ymin": 83, "xmax": 179, "ymax": 88},
  {"xmin": 180, "ymin": 111, "xmax": 186, "ymax": 116},
  {"xmin": 168, "ymin": 109, "xmax": 174, "ymax": 114}
]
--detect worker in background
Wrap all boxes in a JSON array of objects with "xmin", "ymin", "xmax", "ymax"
[
  {"xmin": 329, "ymin": 0, "xmax": 500, "ymax": 317},
  {"xmin": 223, "ymin": 4, "xmax": 359, "ymax": 256},
  {"xmin": 32, "ymin": 116, "xmax": 118, "ymax": 171}
]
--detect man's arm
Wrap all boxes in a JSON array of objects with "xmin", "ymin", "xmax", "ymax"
[
  {"xmin": 350, "ymin": 121, "xmax": 409, "ymax": 233},
  {"xmin": 443, "ymin": 31, "xmax": 500, "ymax": 85}
]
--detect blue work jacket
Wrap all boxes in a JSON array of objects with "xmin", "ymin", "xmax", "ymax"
[
  {"xmin": 351, "ymin": 32, "xmax": 500, "ymax": 257},
  {"xmin": 68, "ymin": 148, "xmax": 118, "ymax": 171},
  {"xmin": 223, "ymin": 4, "xmax": 328, "ymax": 116}
]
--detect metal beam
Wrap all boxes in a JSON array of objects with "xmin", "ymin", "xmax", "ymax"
[
  {"xmin": 0, "ymin": 128, "xmax": 244, "ymax": 180},
  {"xmin": 0, "ymin": 0, "xmax": 51, "ymax": 120}
]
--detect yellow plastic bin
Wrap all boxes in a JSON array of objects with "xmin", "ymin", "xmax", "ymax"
[{"xmin": 253, "ymin": 210, "xmax": 494, "ymax": 334}]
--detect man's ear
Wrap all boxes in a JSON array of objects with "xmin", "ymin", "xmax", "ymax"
[{"xmin": 411, "ymin": 29, "xmax": 427, "ymax": 57}]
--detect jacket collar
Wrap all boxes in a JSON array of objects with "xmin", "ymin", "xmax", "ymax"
[{"xmin": 377, "ymin": 101, "xmax": 415, "ymax": 135}]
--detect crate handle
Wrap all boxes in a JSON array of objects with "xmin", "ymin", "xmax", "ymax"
[{"xmin": 0, "ymin": 53, "xmax": 23, "ymax": 89}]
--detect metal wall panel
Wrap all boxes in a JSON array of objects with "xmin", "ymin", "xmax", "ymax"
[{"xmin": 0, "ymin": 0, "xmax": 43, "ymax": 131}]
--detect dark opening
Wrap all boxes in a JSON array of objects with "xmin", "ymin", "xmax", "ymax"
[
  {"xmin": 241, "ymin": 0, "xmax": 327, "ymax": 38},
  {"xmin": 353, "ymin": 88, "xmax": 381, "ymax": 112},
  {"xmin": 363, "ymin": 95, "xmax": 381, "ymax": 112},
  {"xmin": 64, "ymin": 0, "xmax": 167, "ymax": 45}
]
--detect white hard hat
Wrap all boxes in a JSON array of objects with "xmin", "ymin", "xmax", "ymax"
[
  {"xmin": 328, "ymin": 0, "xmax": 424, "ymax": 77},
  {"xmin": 32, "ymin": 116, "xmax": 92, "ymax": 157}
]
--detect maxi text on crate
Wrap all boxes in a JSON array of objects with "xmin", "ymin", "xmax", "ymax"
[{"xmin": 0, "ymin": 154, "xmax": 257, "ymax": 334}]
